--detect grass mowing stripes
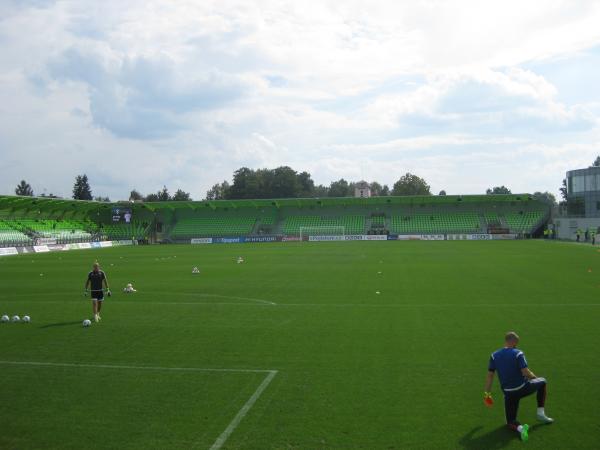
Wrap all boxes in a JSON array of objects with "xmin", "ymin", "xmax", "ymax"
[{"xmin": 0, "ymin": 240, "xmax": 599, "ymax": 449}]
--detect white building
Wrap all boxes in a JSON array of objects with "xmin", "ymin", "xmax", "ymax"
[{"xmin": 354, "ymin": 181, "xmax": 371, "ymax": 198}]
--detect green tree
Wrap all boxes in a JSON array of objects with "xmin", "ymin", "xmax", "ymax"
[
  {"xmin": 391, "ymin": 173, "xmax": 431, "ymax": 196},
  {"xmin": 15, "ymin": 180, "xmax": 33, "ymax": 196},
  {"xmin": 206, "ymin": 181, "xmax": 230, "ymax": 200},
  {"xmin": 298, "ymin": 171, "xmax": 315, "ymax": 197},
  {"xmin": 593, "ymin": 156, "xmax": 600, "ymax": 167},
  {"xmin": 229, "ymin": 167, "xmax": 260, "ymax": 199},
  {"xmin": 532, "ymin": 191, "xmax": 557, "ymax": 206},
  {"xmin": 559, "ymin": 178, "xmax": 568, "ymax": 201},
  {"xmin": 486, "ymin": 186, "xmax": 511, "ymax": 195},
  {"xmin": 157, "ymin": 186, "xmax": 170, "ymax": 201},
  {"xmin": 328, "ymin": 179, "xmax": 351, "ymax": 197},
  {"xmin": 266, "ymin": 166, "xmax": 301, "ymax": 198},
  {"xmin": 129, "ymin": 189, "xmax": 143, "ymax": 201},
  {"xmin": 172, "ymin": 189, "xmax": 191, "ymax": 201},
  {"xmin": 313, "ymin": 184, "xmax": 329, "ymax": 197},
  {"xmin": 94, "ymin": 196, "xmax": 110, "ymax": 202},
  {"xmin": 369, "ymin": 182, "xmax": 383, "ymax": 196},
  {"xmin": 439, "ymin": 190, "xmax": 447, "ymax": 196},
  {"xmin": 72, "ymin": 174, "xmax": 92, "ymax": 200},
  {"xmin": 380, "ymin": 185, "xmax": 390, "ymax": 196},
  {"xmin": 144, "ymin": 193, "xmax": 159, "ymax": 202}
]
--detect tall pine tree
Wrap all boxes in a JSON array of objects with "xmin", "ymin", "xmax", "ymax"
[
  {"xmin": 15, "ymin": 180, "xmax": 34, "ymax": 196},
  {"xmin": 72, "ymin": 174, "xmax": 93, "ymax": 200}
]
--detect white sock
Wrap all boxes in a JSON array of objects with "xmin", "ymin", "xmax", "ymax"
[
  {"xmin": 537, "ymin": 407, "xmax": 545, "ymax": 415},
  {"xmin": 517, "ymin": 425, "xmax": 523, "ymax": 432}
]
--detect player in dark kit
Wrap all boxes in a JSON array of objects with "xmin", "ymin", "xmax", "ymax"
[
  {"xmin": 84, "ymin": 262, "xmax": 111, "ymax": 322},
  {"xmin": 483, "ymin": 332, "xmax": 554, "ymax": 442}
]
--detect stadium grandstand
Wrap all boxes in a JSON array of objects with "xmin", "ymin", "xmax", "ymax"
[{"xmin": 0, "ymin": 194, "xmax": 550, "ymax": 247}]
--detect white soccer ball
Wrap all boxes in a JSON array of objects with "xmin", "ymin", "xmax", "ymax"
[
  {"xmin": 22, "ymin": 315, "xmax": 31, "ymax": 323},
  {"xmin": 12, "ymin": 315, "xmax": 20, "ymax": 323},
  {"xmin": 83, "ymin": 319, "xmax": 91, "ymax": 327},
  {"xmin": 1, "ymin": 315, "xmax": 9, "ymax": 323}
]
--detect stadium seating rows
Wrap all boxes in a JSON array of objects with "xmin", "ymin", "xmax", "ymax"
[
  {"xmin": 0, "ymin": 219, "xmax": 94, "ymax": 243},
  {"xmin": 0, "ymin": 206, "xmax": 549, "ymax": 247},
  {"xmin": 504, "ymin": 211, "xmax": 544, "ymax": 233},
  {"xmin": 101, "ymin": 222, "xmax": 148, "ymax": 240},
  {"xmin": 391, "ymin": 213, "xmax": 480, "ymax": 234},
  {"xmin": 171, "ymin": 217, "xmax": 256, "ymax": 238},
  {"xmin": 282, "ymin": 215, "xmax": 365, "ymax": 235},
  {"xmin": 0, "ymin": 221, "xmax": 33, "ymax": 246}
]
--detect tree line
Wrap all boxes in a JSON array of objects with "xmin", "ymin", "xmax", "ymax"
[{"xmin": 15, "ymin": 159, "xmax": 576, "ymax": 205}]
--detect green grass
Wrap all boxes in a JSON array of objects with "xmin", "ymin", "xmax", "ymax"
[{"xmin": 0, "ymin": 241, "xmax": 599, "ymax": 449}]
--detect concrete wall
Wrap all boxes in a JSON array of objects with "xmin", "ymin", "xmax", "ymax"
[{"xmin": 553, "ymin": 217, "xmax": 600, "ymax": 240}]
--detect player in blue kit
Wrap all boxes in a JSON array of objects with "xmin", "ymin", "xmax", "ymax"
[{"xmin": 483, "ymin": 332, "xmax": 554, "ymax": 442}]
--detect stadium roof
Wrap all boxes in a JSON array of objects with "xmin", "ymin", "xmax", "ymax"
[{"xmin": 0, "ymin": 193, "xmax": 542, "ymax": 214}]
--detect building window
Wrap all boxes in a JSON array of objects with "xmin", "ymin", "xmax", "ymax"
[
  {"xmin": 586, "ymin": 174, "xmax": 596, "ymax": 192},
  {"xmin": 572, "ymin": 175, "xmax": 585, "ymax": 193}
]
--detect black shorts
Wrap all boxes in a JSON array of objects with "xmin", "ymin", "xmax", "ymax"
[{"xmin": 91, "ymin": 290, "xmax": 104, "ymax": 301}]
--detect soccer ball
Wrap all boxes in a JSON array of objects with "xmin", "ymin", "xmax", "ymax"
[
  {"xmin": 82, "ymin": 319, "xmax": 91, "ymax": 327},
  {"xmin": 1, "ymin": 315, "xmax": 9, "ymax": 323},
  {"xmin": 12, "ymin": 315, "xmax": 20, "ymax": 323},
  {"xmin": 22, "ymin": 315, "xmax": 31, "ymax": 323}
]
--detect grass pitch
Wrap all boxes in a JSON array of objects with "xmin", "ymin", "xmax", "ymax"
[{"xmin": 0, "ymin": 240, "xmax": 599, "ymax": 449}]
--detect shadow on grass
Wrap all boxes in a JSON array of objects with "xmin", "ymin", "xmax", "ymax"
[
  {"xmin": 458, "ymin": 424, "xmax": 546, "ymax": 449},
  {"xmin": 39, "ymin": 321, "xmax": 82, "ymax": 328}
]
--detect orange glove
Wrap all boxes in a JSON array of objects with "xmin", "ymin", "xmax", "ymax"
[{"xmin": 484, "ymin": 392, "xmax": 494, "ymax": 407}]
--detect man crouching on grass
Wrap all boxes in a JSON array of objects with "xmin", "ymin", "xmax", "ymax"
[
  {"xmin": 483, "ymin": 331, "xmax": 554, "ymax": 442},
  {"xmin": 85, "ymin": 262, "xmax": 111, "ymax": 323}
]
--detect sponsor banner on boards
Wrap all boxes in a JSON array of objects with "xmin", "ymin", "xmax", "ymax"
[
  {"xmin": 447, "ymin": 234, "xmax": 493, "ymax": 240},
  {"xmin": 365, "ymin": 235, "xmax": 388, "ymax": 241},
  {"xmin": 491, "ymin": 234, "xmax": 517, "ymax": 240},
  {"xmin": 282, "ymin": 236, "xmax": 301, "ymax": 242},
  {"xmin": 0, "ymin": 247, "xmax": 18, "ymax": 256},
  {"xmin": 33, "ymin": 245, "xmax": 50, "ymax": 253},
  {"xmin": 420, "ymin": 234, "xmax": 445, "ymax": 241},
  {"xmin": 191, "ymin": 238, "xmax": 213, "ymax": 244},
  {"xmin": 99, "ymin": 241, "xmax": 113, "ymax": 248},
  {"xmin": 110, "ymin": 240, "xmax": 131, "ymax": 247},
  {"xmin": 17, "ymin": 246, "xmax": 34, "ymax": 254},
  {"xmin": 396, "ymin": 235, "xmax": 422, "ymax": 240},
  {"xmin": 213, "ymin": 237, "xmax": 246, "ymax": 244},
  {"xmin": 309, "ymin": 235, "xmax": 389, "ymax": 242},
  {"xmin": 47, "ymin": 244, "xmax": 66, "ymax": 252},
  {"xmin": 78, "ymin": 242, "xmax": 92, "ymax": 249},
  {"xmin": 309, "ymin": 235, "xmax": 344, "ymax": 242},
  {"xmin": 245, "ymin": 235, "xmax": 280, "ymax": 243}
]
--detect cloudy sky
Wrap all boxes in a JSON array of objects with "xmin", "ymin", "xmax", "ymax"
[{"xmin": 1, "ymin": 0, "xmax": 600, "ymax": 200}]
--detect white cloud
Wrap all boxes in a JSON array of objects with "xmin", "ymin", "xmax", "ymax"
[{"xmin": 1, "ymin": 0, "xmax": 600, "ymax": 200}]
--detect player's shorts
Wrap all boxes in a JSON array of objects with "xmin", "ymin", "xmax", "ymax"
[{"xmin": 91, "ymin": 290, "xmax": 104, "ymax": 301}]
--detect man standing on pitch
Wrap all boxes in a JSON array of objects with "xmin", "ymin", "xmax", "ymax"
[
  {"xmin": 84, "ymin": 262, "xmax": 111, "ymax": 322},
  {"xmin": 483, "ymin": 331, "xmax": 553, "ymax": 442}
]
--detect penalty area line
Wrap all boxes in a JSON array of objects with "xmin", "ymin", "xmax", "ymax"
[
  {"xmin": 0, "ymin": 361, "xmax": 279, "ymax": 450},
  {"xmin": 208, "ymin": 369, "xmax": 278, "ymax": 450}
]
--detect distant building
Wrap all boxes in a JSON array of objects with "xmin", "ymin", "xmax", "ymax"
[
  {"xmin": 566, "ymin": 166, "xmax": 600, "ymax": 217},
  {"xmin": 554, "ymin": 166, "xmax": 600, "ymax": 241},
  {"xmin": 354, "ymin": 181, "xmax": 371, "ymax": 198}
]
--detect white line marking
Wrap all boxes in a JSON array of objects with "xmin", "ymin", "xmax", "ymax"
[
  {"xmin": 2, "ymin": 299, "xmax": 599, "ymax": 308},
  {"xmin": 209, "ymin": 370, "xmax": 278, "ymax": 450},
  {"xmin": 0, "ymin": 360, "xmax": 279, "ymax": 450},
  {"xmin": 0, "ymin": 360, "xmax": 272, "ymax": 373},
  {"xmin": 0, "ymin": 292, "xmax": 277, "ymax": 305}
]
